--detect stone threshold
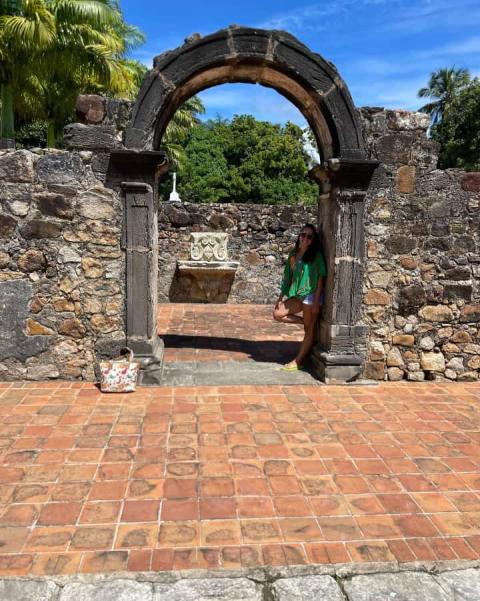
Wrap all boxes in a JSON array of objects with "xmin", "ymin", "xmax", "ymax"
[{"xmin": 2, "ymin": 560, "xmax": 480, "ymax": 600}]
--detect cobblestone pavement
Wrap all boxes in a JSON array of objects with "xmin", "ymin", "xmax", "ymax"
[
  {"xmin": 0, "ymin": 382, "xmax": 480, "ymax": 577},
  {"xmin": 1, "ymin": 565, "xmax": 480, "ymax": 600},
  {"xmin": 158, "ymin": 304, "xmax": 303, "ymax": 364}
]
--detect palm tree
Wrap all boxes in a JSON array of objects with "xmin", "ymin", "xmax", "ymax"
[
  {"xmin": 0, "ymin": 0, "xmax": 55, "ymax": 143},
  {"xmin": 0, "ymin": 0, "xmax": 145, "ymax": 146},
  {"xmin": 418, "ymin": 67, "xmax": 471, "ymax": 124},
  {"xmin": 162, "ymin": 95, "xmax": 205, "ymax": 168}
]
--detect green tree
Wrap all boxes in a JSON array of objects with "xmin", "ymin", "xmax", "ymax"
[
  {"xmin": 174, "ymin": 114, "xmax": 318, "ymax": 205},
  {"xmin": 418, "ymin": 67, "xmax": 471, "ymax": 124},
  {"xmin": 431, "ymin": 78, "xmax": 480, "ymax": 170},
  {"xmin": 0, "ymin": 0, "xmax": 144, "ymax": 146}
]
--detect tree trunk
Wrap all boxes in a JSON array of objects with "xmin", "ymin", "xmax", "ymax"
[
  {"xmin": 47, "ymin": 121, "xmax": 56, "ymax": 148},
  {"xmin": 0, "ymin": 81, "xmax": 15, "ymax": 142},
  {"xmin": 47, "ymin": 120, "xmax": 64, "ymax": 148}
]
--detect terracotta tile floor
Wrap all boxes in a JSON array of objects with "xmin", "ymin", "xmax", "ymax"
[
  {"xmin": 158, "ymin": 304, "xmax": 303, "ymax": 363},
  {"xmin": 0, "ymin": 381, "xmax": 480, "ymax": 575}
]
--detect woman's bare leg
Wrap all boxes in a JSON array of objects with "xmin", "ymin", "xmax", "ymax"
[
  {"xmin": 273, "ymin": 297, "xmax": 303, "ymax": 324},
  {"xmin": 294, "ymin": 305, "xmax": 317, "ymax": 365}
]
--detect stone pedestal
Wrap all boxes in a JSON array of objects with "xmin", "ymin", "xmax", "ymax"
[{"xmin": 109, "ymin": 150, "xmax": 169, "ymax": 386}]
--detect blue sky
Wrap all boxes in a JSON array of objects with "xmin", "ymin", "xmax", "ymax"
[{"xmin": 123, "ymin": 0, "xmax": 480, "ymax": 126}]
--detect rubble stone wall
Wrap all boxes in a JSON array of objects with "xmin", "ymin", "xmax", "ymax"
[
  {"xmin": 0, "ymin": 147, "xmax": 124, "ymax": 381},
  {"xmin": 360, "ymin": 108, "xmax": 480, "ymax": 382},
  {"xmin": 158, "ymin": 203, "xmax": 317, "ymax": 304}
]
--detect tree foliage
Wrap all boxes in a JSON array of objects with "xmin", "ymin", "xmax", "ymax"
[
  {"xmin": 418, "ymin": 67, "xmax": 480, "ymax": 171},
  {"xmin": 161, "ymin": 96, "xmax": 205, "ymax": 169},
  {"xmin": 418, "ymin": 67, "xmax": 471, "ymax": 124},
  {"xmin": 0, "ymin": 0, "xmax": 145, "ymax": 145},
  {"xmin": 431, "ymin": 78, "xmax": 480, "ymax": 171},
  {"xmin": 169, "ymin": 114, "xmax": 318, "ymax": 205}
]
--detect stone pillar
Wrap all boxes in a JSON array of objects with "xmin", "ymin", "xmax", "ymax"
[
  {"xmin": 110, "ymin": 150, "xmax": 168, "ymax": 385},
  {"xmin": 310, "ymin": 159, "xmax": 378, "ymax": 382}
]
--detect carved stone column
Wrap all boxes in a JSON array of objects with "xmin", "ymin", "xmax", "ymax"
[
  {"xmin": 310, "ymin": 159, "xmax": 379, "ymax": 382},
  {"xmin": 110, "ymin": 150, "xmax": 168, "ymax": 385}
]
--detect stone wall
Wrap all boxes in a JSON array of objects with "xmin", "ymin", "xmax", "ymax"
[
  {"xmin": 0, "ymin": 94, "xmax": 479, "ymax": 383},
  {"xmin": 0, "ymin": 148, "xmax": 124, "ymax": 380},
  {"xmin": 360, "ymin": 108, "xmax": 480, "ymax": 382},
  {"xmin": 158, "ymin": 203, "xmax": 317, "ymax": 304}
]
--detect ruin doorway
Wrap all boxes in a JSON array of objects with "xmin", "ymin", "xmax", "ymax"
[{"xmin": 118, "ymin": 26, "xmax": 378, "ymax": 384}]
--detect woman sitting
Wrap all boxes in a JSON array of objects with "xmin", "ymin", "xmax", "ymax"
[{"xmin": 273, "ymin": 223, "xmax": 326, "ymax": 371}]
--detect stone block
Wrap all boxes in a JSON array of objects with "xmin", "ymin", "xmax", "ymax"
[
  {"xmin": 386, "ymin": 234, "xmax": 416, "ymax": 254},
  {"xmin": 387, "ymin": 366, "xmax": 404, "ymax": 380},
  {"xmin": 458, "ymin": 371, "xmax": 479, "ymax": 381},
  {"xmin": 408, "ymin": 370, "xmax": 425, "ymax": 381},
  {"xmin": 445, "ymin": 266, "xmax": 471, "ymax": 280},
  {"xmin": 364, "ymin": 289, "xmax": 391, "ymax": 305},
  {"xmin": 8, "ymin": 199, "xmax": 30, "ymax": 216},
  {"xmin": 421, "ymin": 351, "xmax": 445, "ymax": 372},
  {"xmin": 419, "ymin": 336, "xmax": 434, "ymax": 350},
  {"xmin": 364, "ymin": 361, "xmax": 385, "ymax": 380},
  {"xmin": 18, "ymin": 249, "xmax": 46, "ymax": 272},
  {"xmin": 443, "ymin": 284, "xmax": 472, "ymax": 301},
  {"xmin": 272, "ymin": 576, "xmax": 344, "ymax": 601},
  {"xmin": 438, "ymin": 568, "xmax": 480, "ymax": 600},
  {"xmin": 386, "ymin": 110, "xmax": 430, "ymax": 131},
  {"xmin": 77, "ymin": 188, "xmax": 115, "ymax": 220},
  {"xmin": 375, "ymin": 133, "xmax": 417, "ymax": 164},
  {"xmin": 60, "ymin": 580, "xmax": 152, "ymax": 601},
  {"xmin": 64, "ymin": 123, "xmax": 118, "ymax": 150},
  {"xmin": 398, "ymin": 284, "xmax": 427, "ymax": 315},
  {"xmin": 0, "ymin": 213, "xmax": 17, "ymax": 237},
  {"xmin": 343, "ymin": 572, "xmax": 452, "ymax": 601},
  {"xmin": 0, "ymin": 579, "xmax": 58, "ymax": 600},
  {"xmin": 26, "ymin": 319, "xmax": 54, "ymax": 336},
  {"xmin": 59, "ymin": 318, "xmax": 86, "ymax": 339},
  {"xmin": 400, "ymin": 256, "xmax": 418, "ymax": 270},
  {"xmin": 387, "ymin": 347, "xmax": 405, "ymax": 367},
  {"xmin": 36, "ymin": 193, "xmax": 74, "ymax": 220},
  {"xmin": 419, "ymin": 305, "xmax": 454, "ymax": 322},
  {"xmin": 461, "ymin": 172, "xmax": 480, "ymax": 191},
  {"xmin": 37, "ymin": 153, "xmax": 85, "ymax": 184},
  {"xmin": 0, "ymin": 149, "xmax": 35, "ymax": 182},
  {"xmin": 452, "ymin": 330, "xmax": 472, "ymax": 343},
  {"xmin": 392, "ymin": 334, "xmax": 414, "ymax": 346},
  {"xmin": 467, "ymin": 356, "xmax": 480, "ymax": 369},
  {"xmin": 82, "ymin": 257, "xmax": 105, "ymax": 278},
  {"xmin": 154, "ymin": 578, "xmax": 261, "ymax": 601},
  {"xmin": 76, "ymin": 94, "xmax": 106, "ymax": 124},
  {"xmin": 396, "ymin": 165, "xmax": 416, "ymax": 193},
  {"xmin": 370, "ymin": 340, "xmax": 386, "ymax": 360},
  {"xmin": 460, "ymin": 304, "xmax": 480, "ymax": 323},
  {"xmin": 0, "ymin": 279, "xmax": 50, "ymax": 360},
  {"xmin": 20, "ymin": 219, "xmax": 62, "ymax": 239}
]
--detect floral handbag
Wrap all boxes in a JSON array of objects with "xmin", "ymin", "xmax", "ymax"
[{"xmin": 99, "ymin": 348, "xmax": 140, "ymax": 393}]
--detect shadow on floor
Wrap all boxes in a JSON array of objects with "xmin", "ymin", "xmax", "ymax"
[{"xmin": 163, "ymin": 335, "xmax": 304, "ymax": 365}]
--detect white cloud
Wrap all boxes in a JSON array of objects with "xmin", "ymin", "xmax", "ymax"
[{"xmin": 198, "ymin": 84, "xmax": 308, "ymax": 126}]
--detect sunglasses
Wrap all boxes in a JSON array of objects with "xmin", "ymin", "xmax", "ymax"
[{"xmin": 300, "ymin": 232, "xmax": 313, "ymax": 240}]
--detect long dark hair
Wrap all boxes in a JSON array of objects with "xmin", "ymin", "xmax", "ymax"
[{"xmin": 294, "ymin": 223, "xmax": 322, "ymax": 264}]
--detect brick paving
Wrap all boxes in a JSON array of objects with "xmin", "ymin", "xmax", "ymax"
[
  {"xmin": 0, "ymin": 381, "xmax": 479, "ymax": 576},
  {"xmin": 158, "ymin": 304, "xmax": 303, "ymax": 364}
]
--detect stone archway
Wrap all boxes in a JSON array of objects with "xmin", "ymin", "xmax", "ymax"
[{"xmin": 118, "ymin": 26, "xmax": 378, "ymax": 384}]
